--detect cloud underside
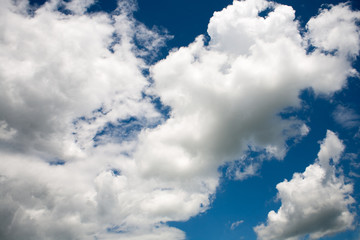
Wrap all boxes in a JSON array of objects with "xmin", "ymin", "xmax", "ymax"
[{"xmin": 0, "ymin": 0, "xmax": 359, "ymax": 239}]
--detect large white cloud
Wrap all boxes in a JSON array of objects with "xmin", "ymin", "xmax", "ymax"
[
  {"xmin": 254, "ymin": 130, "xmax": 355, "ymax": 240},
  {"xmin": 0, "ymin": 0, "xmax": 162, "ymax": 158},
  {"xmin": 0, "ymin": 0, "xmax": 359, "ymax": 239},
  {"xmin": 307, "ymin": 2, "xmax": 360, "ymax": 58},
  {"xmin": 0, "ymin": 0, "xmax": 166, "ymax": 239},
  {"xmin": 147, "ymin": 0, "xmax": 359, "ymax": 179}
]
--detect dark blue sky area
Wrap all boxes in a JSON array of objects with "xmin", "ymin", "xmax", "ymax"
[
  {"xmin": 135, "ymin": 0, "xmax": 233, "ymax": 49},
  {"xmin": 135, "ymin": 0, "xmax": 360, "ymax": 50}
]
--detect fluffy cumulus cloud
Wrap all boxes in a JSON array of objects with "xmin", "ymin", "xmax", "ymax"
[
  {"xmin": 0, "ymin": 0, "xmax": 169, "ymax": 239},
  {"xmin": 255, "ymin": 130, "xmax": 355, "ymax": 240},
  {"xmin": 0, "ymin": 0, "xmax": 359, "ymax": 239},
  {"xmin": 307, "ymin": 2, "xmax": 360, "ymax": 58},
  {"xmin": 148, "ymin": 0, "xmax": 359, "ymax": 178},
  {"xmin": 0, "ymin": 0, "xmax": 162, "ymax": 158}
]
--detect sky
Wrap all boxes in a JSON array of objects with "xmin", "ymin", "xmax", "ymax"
[{"xmin": 0, "ymin": 0, "xmax": 360, "ymax": 239}]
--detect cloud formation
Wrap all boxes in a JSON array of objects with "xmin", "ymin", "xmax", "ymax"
[
  {"xmin": 333, "ymin": 105, "xmax": 360, "ymax": 129},
  {"xmin": 148, "ymin": 0, "xmax": 359, "ymax": 181},
  {"xmin": 307, "ymin": 2, "xmax": 360, "ymax": 58},
  {"xmin": 0, "ymin": 0, "xmax": 168, "ymax": 239},
  {"xmin": 255, "ymin": 130, "xmax": 354, "ymax": 240},
  {"xmin": 0, "ymin": 0, "xmax": 359, "ymax": 239},
  {"xmin": 231, "ymin": 220, "xmax": 244, "ymax": 230},
  {"xmin": 0, "ymin": 0, "xmax": 162, "ymax": 158}
]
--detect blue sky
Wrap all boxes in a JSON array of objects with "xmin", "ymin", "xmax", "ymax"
[{"xmin": 1, "ymin": 0, "xmax": 360, "ymax": 240}]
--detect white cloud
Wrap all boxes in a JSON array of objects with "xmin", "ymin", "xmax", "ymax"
[
  {"xmin": 64, "ymin": 0, "xmax": 95, "ymax": 14},
  {"xmin": 148, "ymin": 0, "xmax": 359, "ymax": 180},
  {"xmin": 333, "ymin": 105, "xmax": 360, "ymax": 129},
  {"xmin": 0, "ymin": 0, "xmax": 167, "ymax": 239},
  {"xmin": 306, "ymin": 3, "xmax": 360, "ymax": 58},
  {"xmin": 317, "ymin": 129, "xmax": 345, "ymax": 167},
  {"xmin": 231, "ymin": 220, "xmax": 244, "ymax": 230},
  {"xmin": 255, "ymin": 130, "xmax": 355, "ymax": 240},
  {"xmin": 227, "ymin": 160, "xmax": 261, "ymax": 181},
  {"xmin": 0, "ymin": 0, "xmax": 359, "ymax": 239},
  {"xmin": 0, "ymin": 0, "xmax": 161, "ymax": 158}
]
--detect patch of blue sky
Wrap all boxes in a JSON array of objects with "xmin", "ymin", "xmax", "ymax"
[
  {"xmin": 110, "ymin": 168, "xmax": 121, "ymax": 176},
  {"xmin": 275, "ymin": 0, "xmax": 360, "ymax": 28},
  {"xmin": 56, "ymin": 2, "xmax": 73, "ymax": 15},
  {"xmin": 92, "ymin": 116, "xmax": 143, "ymax": 147},
  {"xmin": 72, "ymin": 115, "xmax": 96, "ymax": 127},
  {"xmin": 29, "ymin": 0, "xmax": 119, "ymax": 16},
  {"xmin": 106, "ymin": 224, "xmax": 127, "ymax": 234},
  {"xmin": 48, "ymin": 158, "xmax": 66, "ymax": 166},
  {"xmin": 258, "ymin": 5, "xmax": 275, "ymax": 18},
  {"xmin": 143, "ymin": 92, "xmax": 172, "ymax": 119},
  {"xmin": 169, "ymin": 168, "xmax": 281, "ymax": 240},
  {"xmin": 86, "ymin": 0, "xmax": 118, "ymax": 14},
  {"xmin": 71, "ymin": 98, "xmax": 170, "ymax": 148},
  {"xmin": 87, "ymin": 99, "xmax": 170, "ymax": 147},
  {"xmin": 28, "ymin": 0, "xmax": 47, "ymax": 8},
  {"xmin": 107, "ymin": 32, "xmax": 121, "ymax": 54},
  {"xmin": 134, "ymin": 0, "xmax": 233, "ymax": 53}
]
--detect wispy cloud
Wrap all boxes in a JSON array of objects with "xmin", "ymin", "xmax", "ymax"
[
  {"xmin": 333, "ymin": 105, "xmax": 360, "ymax": 129},
  {"xmin": 231, "ymin": 220, "xmax": 244, "ymax": 230}
]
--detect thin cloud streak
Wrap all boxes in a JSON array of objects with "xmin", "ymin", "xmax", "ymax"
[{"xmin": 231, "ymin": 220, "xmax": 244, "ymax": 230}]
